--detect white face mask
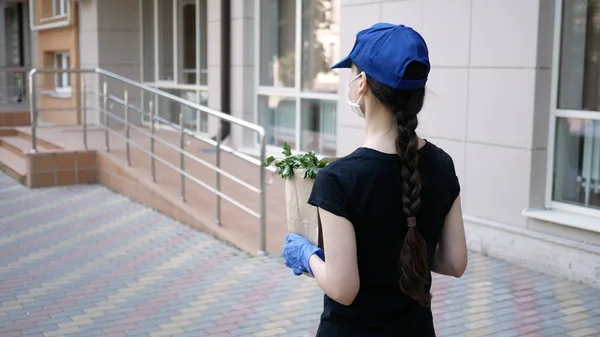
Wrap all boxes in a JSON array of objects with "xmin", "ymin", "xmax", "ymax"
[{"xmin": 345, "ymin": 72, "xmax": 365, "ymax": 119}]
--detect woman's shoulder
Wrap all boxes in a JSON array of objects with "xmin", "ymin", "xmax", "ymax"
[
  {"xmin": 421, "ymin": 141, "xmax": 457, "ymax": 171},
  {"xmin": 320, "ymin": 148, "xmax": 380, "ymax": 174}
]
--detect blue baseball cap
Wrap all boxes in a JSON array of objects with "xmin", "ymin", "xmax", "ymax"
[{"xmin": 332, "ymin": 23, "xmax": 430, "ymax": 90}]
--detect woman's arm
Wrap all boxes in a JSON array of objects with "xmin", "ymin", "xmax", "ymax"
[
  {"xmin": 431, "ymin": 195, "xmax": 467, "ymax": 278},
  {"xmin": 308, "ymin": 208, "xmax": 360, "ymax": 306}
]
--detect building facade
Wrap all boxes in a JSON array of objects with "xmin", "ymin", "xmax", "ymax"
[{"xmin": 2, "ymin": 0, "xmax": 599, "ymax": 286}]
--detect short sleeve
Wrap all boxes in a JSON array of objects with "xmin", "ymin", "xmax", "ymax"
[
  {"xmin": 307, "ymin": 168, "xmax": 352, "ymax": 221},
  {"xmin": 445, "ymin": 155, "xmax": 461, "ymax": 214}
]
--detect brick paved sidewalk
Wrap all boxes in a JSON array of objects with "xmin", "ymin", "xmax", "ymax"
[{"xmin": 1, "ymin": 171, "xmax": 599, "ymax": 337}]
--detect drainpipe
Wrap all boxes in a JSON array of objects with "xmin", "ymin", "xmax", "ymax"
[{"xmin": 213, "ymin": 0, "xmax": 231, "ymax": 142}]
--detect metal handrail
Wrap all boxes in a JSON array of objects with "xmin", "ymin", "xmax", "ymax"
[
  {"xmin": 28, "ymin": 68, "xmax": 269, "ymax": 254},
  {"xmin": 100, "ymin": 108, "xmax": 261, "ymax": 217},
  {"xmin": 107, "ymin": 94, "xmax": 274, "ymax": 173},
  {"xmin": 107, "ymin": 95, "xmax": 261, "ymax": 194}
]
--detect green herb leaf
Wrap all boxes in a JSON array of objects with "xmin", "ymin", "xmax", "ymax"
[
  {"xmin": 262, "ymin": 141, "xmax": 330, "ymax": 180},
  {"xmin": 264, "ymin": 156, "xmax": 276, "ymax": 167},
  {"xmin": 282, "ymin": 142, "xmax": 292, "ymax": 157}
]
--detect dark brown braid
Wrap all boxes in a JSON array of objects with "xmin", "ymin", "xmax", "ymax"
[
  {"xmin": 357, "ymin": 61, "xmax": 431, "ymax": 307},
  {"xmin": 395, "ymin": 106, "xmax": 431, "ymax": 307}
]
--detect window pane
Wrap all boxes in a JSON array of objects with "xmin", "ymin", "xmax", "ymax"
[
  {"xmin": 158, "ymin": 0, "xmax": 174, "ymax": 81},
  {"xmin": 158, "ymin": 89, "xmax": 207, "ymax": 132},
  {"xmin": 300, "ymin": 99, "xmax": 336, "ymax": 156},
  {"xmin": 557, "ymin": 0, "xmax": 600, "ymax": 112},
  {"xmin": 199, "ymin": 0, "xmax": 208, "ymax": 85},
  {"xmin": 301, "ymin": 0, "xmax": 340, "ymax": 93},
  {"xmin": 553, "ymin": 117, "xmax": 600, "ymax": 209},
  {"xmin": 142, "ymin": 0, "xmax": 155, "ymax": 82},
  {"xmin": 180, "ymin": 3, "xmax": 196, "ymax": 85},
  {"xmin": 259, "ymin": 0, "xmax": 296, "ymax": 87},
  {"xmin": 258, "ymin": 95, "xmax": 297, "ymax": 148},
  {"xmin": 42, "ymin": 0, "xmax": 52, "ymax": 18}
]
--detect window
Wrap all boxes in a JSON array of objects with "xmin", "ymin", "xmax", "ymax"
[
  {"xmin": 140, "ymin": 0, "xmax": 209, "ymax": 133},
  {"xmin": 54, "ymin": 51, "xmax": 71, "ymax": 94},
  {"xmin": 549, "ymin": 0, "xmax": 600, "ymax": 215},
  {"xmin": 256, "ymin": 0, "xmax": 340, "ymax": 156},
  {"xmin": 53, "ymin": 0, "xmax": 67, "ymax": 17}
]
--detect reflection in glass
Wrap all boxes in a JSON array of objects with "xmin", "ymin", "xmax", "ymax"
[
  {"xmin": 142, "ymin": 0, "xmax": 155, "ymax": 82},
  {"xmin": 259, "ymin": 0, "xmax": 296, "ymax": 87},
  {"xmin": 158, "ymin": 0, "xmax": 174, "ymax": 81},
  {"xmin": 179, "ymin": 2, "xmax": 197, "ymax": 85},
  {"xmin": 300, "ymin": 99, "xmax": 337, "ymax": 156},
  {"xmin": 553, "ymin": 118, "xmax": 600, "ymax": 209},
  {"xmin": 158, "ymin": 89, "xmax": 208, "ymax": 133},
  {"xmin": 198, "ymin": 0, "xmax": 208, "ymax": 85},
  {"xmin": 558, "ymin": 0, "xmax": 600, "ymax": 111},
  {"xmin": 258, "ymin": 95, "xmax": 297, "ymax": 148},
  {"xmin": 301, "ymin": 0, "xmax": 340, "ymax": 92}
]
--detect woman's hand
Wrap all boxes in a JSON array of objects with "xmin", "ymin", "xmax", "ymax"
[{"xmin": 282, "ymin": 233, "xmax": 324, "ymax": 276}]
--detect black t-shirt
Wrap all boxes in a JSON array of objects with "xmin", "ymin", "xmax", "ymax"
[{"xmin": 308, "ymin": 141, "xmax": 460, "ymax": 337}]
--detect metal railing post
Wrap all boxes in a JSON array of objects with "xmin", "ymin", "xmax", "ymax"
[
  {"xmin": 81, "ymin": 76, "xmax": 87, "ymax": 150},
  {"xmin": 216, "ymin": 124, "xmax": 222, "ymax": 226},
  {"xmin": 259, "ymin": 133, "xmax": 267, "ymax": 255},
  {"xmin": 103, "ymin": 77, "xmax": 110, "ymax": 152},
  {"xmin": 124, "ymin": 87, "xmax": 130, "ymax": 166},
  {"xmin": 149, "ymin": 97, "xmax": 156, "ymax": 183},
  {"xmin": 28, "ymin": 71, "xmax": 37, "ymax": 153},
  {"xmin": 179, "ymin": 112, "xmax": 186, "ymax": 202}
]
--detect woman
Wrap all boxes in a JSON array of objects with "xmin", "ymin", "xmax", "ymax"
[{"xmin": 282, "ymin": 23, "xmax": 468, "ymax": 336}]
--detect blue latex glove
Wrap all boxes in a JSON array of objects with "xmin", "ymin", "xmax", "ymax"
[{"xmin": 282, "ymin": 233, "xmax": 324, "ymax": 276}]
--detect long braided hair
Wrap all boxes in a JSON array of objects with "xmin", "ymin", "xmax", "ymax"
[{"xmin": 357, "ymin": 61, "xmax": 430, "ymax": 307}]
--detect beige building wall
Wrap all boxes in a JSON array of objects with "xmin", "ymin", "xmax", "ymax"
[
  {"xmin": 36, "ymin": 1, "xmax": 80, "ymax": 125},
  {"xmin": 229, "ymin": 0, "xmax": 256, "ymax": 149},
  {"xmin": 79, "ymin": 0, "xmax": 142, "ymax": 126},
  {"xmin": 337, "ymin": 0, "xmax": 599, "ymax": 286},
  {"xmin": 206, "ymin": 0, "xmax": 223, "ymax": 136}
]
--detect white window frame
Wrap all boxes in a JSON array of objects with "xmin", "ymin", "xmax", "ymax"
[
  {"xmin": 545, "ymin": 0, "xmax": 600, "ymax": 219},
  {"xmin": 139, "ymin": 0, "xmax": 209, "ymax": 135},
  {"xmin": 254, "ymin": 0, "xmax": 339, "ymax": 156},
  {"xmin": 53, "ymin": 51, "xmax": 71, "ymax": 96},
  {"xmin": 38, "ymin": 0, "xmax": 68, "ymax": 23}
]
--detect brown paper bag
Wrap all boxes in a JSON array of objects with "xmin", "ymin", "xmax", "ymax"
[
  {"xmin": 283, "ymin": 157, "xmax": 340, "ymax": 247},
  {"xmin": 283, "ymin": 157, "xmax": 339, "ymax": 277},
  {"xmin": 284, "ymin": 168, "xmax": 320, "ymax": 245}
]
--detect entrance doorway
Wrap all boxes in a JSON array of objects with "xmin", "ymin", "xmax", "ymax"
[
  {"xmin": 2, "ymin": 2, "xmax": 27, "ymax": 103},
  {"xmin": 140, "ymin": 0, "xmax": 208, "ymax": 134}
]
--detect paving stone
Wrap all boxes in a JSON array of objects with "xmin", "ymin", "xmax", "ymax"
[{"xmin": 1, "ymin": 171, "xmax": 600, "ymax": 337}]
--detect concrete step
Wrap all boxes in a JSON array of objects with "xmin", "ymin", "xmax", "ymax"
[
  {"xmin": 15, "ymin": 130, "xmax": 63, "ymax": 151},
  {"xmin": 0, "ymin": 135, "xmax": 55, "ymax": 157},
  {"xmin": 0, "ymin": 147, "xmax": 27, "ymax": 183}
]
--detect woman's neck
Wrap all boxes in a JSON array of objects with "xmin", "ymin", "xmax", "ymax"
[
  {"xmin": 363, "ymin": 111, "xmax": 425, "ymax": 153},
  {"xmin": 363, "ymin": 111, "xmax": 398, "ymax": 154}
]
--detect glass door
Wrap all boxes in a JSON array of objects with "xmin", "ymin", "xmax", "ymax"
[{"xmin": 140, "ymin": 0, "xmax": 208, "ymax": 133}]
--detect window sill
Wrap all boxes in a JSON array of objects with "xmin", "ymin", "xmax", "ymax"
[
  {"xmin": 238, "ymin": 146, "xmax": 281, "ymax": 160},
  {"xmin": 522, "ymin": 208, "xmax": 600, "ymax": 234},
  {"xmin": 42, "ymin": 90, "xmax": 72, "ymax": 99},
  {"xmin": 40, "ymin": 14, "xmax": 68, "ymax": 23}
]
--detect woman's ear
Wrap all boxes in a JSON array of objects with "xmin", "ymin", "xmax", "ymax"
[{"xmin": 357, "ymin": 72, "xmax": 368, "ymax": 96}]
